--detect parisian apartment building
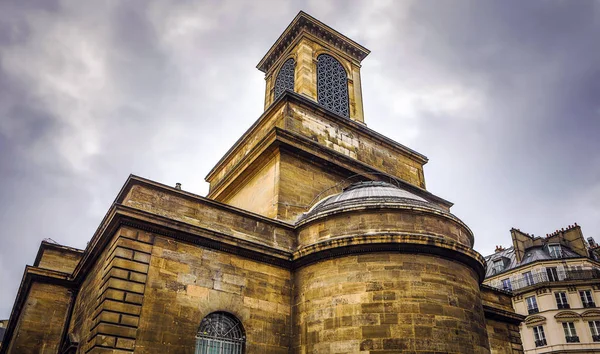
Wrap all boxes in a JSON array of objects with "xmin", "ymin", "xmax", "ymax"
[{"xmin": 484, "ymin": 225, "xmax": 600, "ymax": 353}]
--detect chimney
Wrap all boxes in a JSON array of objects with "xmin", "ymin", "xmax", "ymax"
[
  {"xmin": 495, "ymin": 245, "xmax": 505, "ymax": 253},
  {"xmin": 175, "ymin": 183, "xmax": 182, "ymax": 190}
]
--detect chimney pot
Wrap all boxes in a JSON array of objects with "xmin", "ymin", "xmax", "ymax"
[{"xmin": 175, "ymin": 183, "xmax": 182, "ymax": 190}]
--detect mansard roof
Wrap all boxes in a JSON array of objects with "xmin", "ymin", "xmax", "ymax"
[{"xmin": 484, "ymin": 244, "xmax": 583, "ymax": 278}]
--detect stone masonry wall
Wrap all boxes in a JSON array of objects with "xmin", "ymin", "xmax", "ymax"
[
  {"xmin": 5, "ymin": 282, "xmax": 72, "ymax": 354},
  {"xmin": 293, "ymin": 252, "xmax": 490, "ymax": 354},
  {"xmin": 485, "ymin": 319, "xmax": 523, "ymax": 354},
  {"xmin": 135, "ymin": 235, "xmax": 292, "ymax": 354},
  {"xmin": 69, "ymin": 226, "xmax": 154, "ymax": 354},
  {"xmin": 277, "ymin": 150, "xmax": 349, "ymax": 222},
  {"xmin": 286, "ymin": 101, "xmax": 426, "ymax": 189}
]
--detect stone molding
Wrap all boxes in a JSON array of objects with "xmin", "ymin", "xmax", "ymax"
[{"xmin": 257, "ymin": 11, "xmax": 370, "ymax": 73}]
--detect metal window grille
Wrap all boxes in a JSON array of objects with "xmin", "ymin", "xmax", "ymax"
[
  {"xmin": 317, "ymin": 54, "xmax": 349, "ymax": 118},
  {"xmin": 196, "ymin": 312, "xmax": 245, "ymax": 354},
  {"xmin": 274, "ymin": 58, "xmax": 295, "ymax": 99}
]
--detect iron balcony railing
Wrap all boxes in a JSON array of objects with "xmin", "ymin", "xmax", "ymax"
[
  {"xmin": 528, "ymin": 307, "xmax": 540, "ymax": 315},
  {"xmin": 592, "ymin": 335, "xmax": 600, "ymax": 342},
  {"xmin": 495, "ymin": 269, "xmax": 600, "ymax": 292},
  {"xmin": 535, "ymin": 339, "xmax": 547, "ymax": 347},
  {"xmin": 566, "ymin": 336, "xmax": 580, "ymax": 343}
]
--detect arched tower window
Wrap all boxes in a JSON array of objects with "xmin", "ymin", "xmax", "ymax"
[
  {"xmin": 273, "ymin": 58, "xmax": 295, "ymax": 99},
  {"xmin": 317, "ymin": 54, "xmax": 349, "ymax": 118},
  {"xmin": 195, "ymin": 312, "xmax": 245, "ymax": 354}
]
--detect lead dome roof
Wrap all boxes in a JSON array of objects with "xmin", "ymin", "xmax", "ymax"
[{"xmin": 298, "ymin": 181, "xmax": 445, "ymax": 222}]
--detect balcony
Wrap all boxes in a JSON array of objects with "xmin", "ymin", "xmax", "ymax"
[
  {"xmin": 592, "ymin": 335, "xmax": 600, "ymax": 342},
  {"xmin": 557, "ymin": 303, "xmax": 571, "ymax": 309},
  {"xmin": 535, "ymin": 339, "xmax": 547, "ymax": 347},
  {"xmin": 528, "ymin": 307, "xmax": 540, "ymax": 315},
  {"xmin": 493, "ymin": 269, "xmax": 600, "ymax": 291},
  {"xmin": 583, "ymin": 302, "xmax": 596, "ymax": 308},
  {"xmin": 566, "ymin": 336, "xmax": 580, "ymax": 343}
]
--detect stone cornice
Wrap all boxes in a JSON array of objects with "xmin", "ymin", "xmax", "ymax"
[
  {"xmin": 257, "ymin": 11, "xmax": 370, "ymax": 73},
  {"xmin": 205, "ymin": 91, "xmax": 429, "ymax": 185},
  {"xmin": 291, "ymin": 232, "xmax": 486, "ymax": 282},
  {"xmin": 483, "ymin": 305, "xmax": 525, "ymax": 325},
  {"xmin": 33, "ymin": 241, "xmax": 84, "ymax": 268}
]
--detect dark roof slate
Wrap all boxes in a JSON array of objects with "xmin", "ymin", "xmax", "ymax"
[{"xmin": 484, "ymin": 245, "xmax": 582, "ymax": 278}]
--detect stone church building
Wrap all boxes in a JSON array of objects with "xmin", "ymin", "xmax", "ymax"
[{"xmin": 1, "ymin": 12, "xmax": 524, "ymax": 354}]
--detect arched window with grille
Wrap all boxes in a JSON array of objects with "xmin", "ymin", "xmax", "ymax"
[
  {"xmin": 195, "ymin": 312, "xmax": 245, "ymax": 354},
  {"xmin": 273, "ymin": 58, "xmax": 295, "ymax": 99},
  {"xmin": 317, "ymin": 54, "xmax": 349, "ymax": 118}
]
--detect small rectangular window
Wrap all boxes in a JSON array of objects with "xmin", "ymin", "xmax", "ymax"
[
  {"xmin": 555, "ymin": 292, "xmax": 569, "ymax": 309},
  {"xmin": 526, "ymin": 296, "xmax": 539, "ymax": 314},
  {"xmin": 580, "ymin": 290, "xmax": 595, "ymax": 308},
  {"xmin": 501, "ymin": 278, "xmax": 512, "ymax": 291},
  {"xmin": 549, "ymin": 244, "xmax": 562, "ymax": 258},
  {"xmin": 523, "ymin": 271, "xmax": 535, "ymax": 286},
  {"xmin": 563, "ymin": 322, "xmax": 579, "ymax": 342},
  {"xmin": 533, "ymin": 326, "xmax": 546, "ymax": 347}
]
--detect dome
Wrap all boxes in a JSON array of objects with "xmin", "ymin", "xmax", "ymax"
[{"xmin": 299, "ymin": 181, "xmax": 444, "ymax": 222}]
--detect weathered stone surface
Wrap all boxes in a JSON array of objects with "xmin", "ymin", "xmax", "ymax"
[
  {"xmin": 135, "ymin": 236, "xmax": 291, "ymax": 354},
  {"xmin": 293, "ymin": 253, "xmax": 490, "ymax": 354},
  {"xmin": 4, "ymin": 283, "xmax": 71, "ymax": 354}
]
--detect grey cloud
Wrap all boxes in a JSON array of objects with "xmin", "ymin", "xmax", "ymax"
[{"xmin": 0, "ymin": 0, "xmax": 599, "ymax": 319}]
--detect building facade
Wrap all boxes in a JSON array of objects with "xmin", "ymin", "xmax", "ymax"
[
  {"xmin": 2, "ymin": 12, "xmax": 524, "ymax": 354},
  {"xmin": 484, "ymin": 225, "xmax": 600, "ymax": 353}
]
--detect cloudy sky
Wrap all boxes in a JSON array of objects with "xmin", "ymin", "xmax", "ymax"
[{"xmin": 1, "ymin": 0, "xmax": 599, "ymax": 318}]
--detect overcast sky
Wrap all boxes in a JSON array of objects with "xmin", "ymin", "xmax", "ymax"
[{"xmin": 1, "ymin": 0, "xmax": 599, "ymax": 318}]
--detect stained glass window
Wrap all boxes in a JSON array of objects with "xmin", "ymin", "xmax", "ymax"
[
  {"xmin": 196, "ymin": 312, "xmax": 245, "ymax": 354},
  {"xmin": 274, "ymin": 58, "xmax": 295, "ymax": 99},
  {"xmin": 317, "ymin": 54, "xmax": 349, "ymax": 118}
]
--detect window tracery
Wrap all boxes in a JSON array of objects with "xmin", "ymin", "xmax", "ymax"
[
  {"xmin": 273, "ymin": 58, "xmax": 295, "ymax": 99},
  {"xmin": 317, "ymin": 54, "xmax": 349, "ymax": 118},
  {"xmin": 195, "ymin": 312, "xmax": 245, "ymax": 354}
]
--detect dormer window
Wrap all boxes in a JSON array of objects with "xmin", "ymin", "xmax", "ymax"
[
  {"xmin": 492, "ymin": 259, "xmax": 504, "ymax": 274},
  {"xmin": 549, "ymin": 244, "xmax": 562, "ymax": 258}
]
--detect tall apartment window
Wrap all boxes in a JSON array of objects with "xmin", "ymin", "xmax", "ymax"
[
  {"xmin": 533, "ymin": 325, "xmax": 547, "ymax": 347},
  {"xmin": 589, "ymin": 321, "xmax": 600, "ymax": 342},
  {"xmin": 555, "ymin": 292, "xmax": 570, "ymax": 309},
  {"xmin": 563, "ymin": 322, "xmax": 580, "ymax": 342},
  {"xmin": 317, "ymin": 54, "xmax": 349, "ymax": 118},
  {"xmin": 492, "ymin": 259, "xmax": 504, "ymax": 274},
  {"xmin": 546, "ymin": 267, "xmax": 559, "ymax": 282},
  {"xmin": 501, "ymin": 278, "xmax": 512, "ymax": 291},
  {"xmin": 196, "ymin": 312, "xmax": 245, "ymax": 354},
  {"xmin": 548, "ymin": 244, "xmax": 562, "ymax": 258},
  {"xmin": 523, "ymin": 271, "xmax": 535, "ymax": 286},
  {"xmin": 580, "ymin": 290, "xmax": 596, "ymax": 308},
  {"xmin": 273, "ymin": 58, "xmax": 295, "ymax": 99},
  {"xmin": 526, "ymin": 296, "xmax": 539, "ymax": 314}
]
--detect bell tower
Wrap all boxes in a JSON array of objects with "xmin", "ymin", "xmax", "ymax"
[
  {"xmin": 258, "ymin": 11, "xmax": 370, "ymax": 123},
  {"xmin": 205, "ymin": 11, "xmax": 437, "ymax": 222}
]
